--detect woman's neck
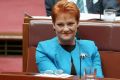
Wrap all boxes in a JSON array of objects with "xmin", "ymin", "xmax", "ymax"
[{"xmin": 58, "ymin": 39, "xmax": 75, "ymax": 45}]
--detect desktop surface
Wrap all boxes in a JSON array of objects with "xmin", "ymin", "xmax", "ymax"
[{"xmin": 0, "ymin": 72, "xmax": 120, "ymax": 80}]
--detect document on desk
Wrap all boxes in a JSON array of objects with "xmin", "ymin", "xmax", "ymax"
[
  {"xmin": 34, "ymin": 73, "xmax": 73, "ymax": 78},
  {"xmin": 116, "ymin": 16, "xmax": 120, "ymax": 21},
  {"xmin": 80, "ymin": 13, "xmax": 103, "ymax": 20}
]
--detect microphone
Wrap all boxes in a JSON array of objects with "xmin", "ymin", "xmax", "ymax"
[
  {"xmin": 80, "ymin": 53, "xmax": 88, "ymax": 78},
  {"xmin": 80, "ymin": 53, "xmax": 82, "ymax": 78},
  {"xmin": 77, "ymin": 41, "xmax": 88, "ymax": 78},
  {"xmin": 80, "ymin": 53, "xmax": 88, "ymax": 59}
]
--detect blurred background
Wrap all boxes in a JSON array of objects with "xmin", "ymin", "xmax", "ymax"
[{"xmin": 0, "ymin": 0, "xmax": 46, "ymax": 72}]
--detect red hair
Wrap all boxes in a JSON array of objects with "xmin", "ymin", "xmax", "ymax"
[{"xmin": 51, "ymin": 0, "xmax": 80, "ymax": 24}]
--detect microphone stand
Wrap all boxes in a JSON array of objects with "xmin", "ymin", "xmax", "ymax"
[
  {"xmin": 77, "ymin": 40, "xmax": 82, "ymax": 79},
  {"xmin": 99, "ymin": 0, "xmax": 103, "ymax": 21},
  {"xmin": 80, "ymin": 55, "xmax": 82, "ymax": 79}
]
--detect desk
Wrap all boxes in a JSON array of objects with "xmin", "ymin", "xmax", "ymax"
[
  {"xmin": 0, "ymin": 72, "xmax": 78, "ymax": 80},
  {"xmin": 0, "ymin": 72, "xmax": 119, "ymax": 80}
]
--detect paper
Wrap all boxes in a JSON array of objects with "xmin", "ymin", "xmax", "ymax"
[
  {"xmin": 115, "ymin": 16, "xmax": 120, "ymax": 21},
  {"xmin": 34, "ymin": 73, "xmax": 72, "ymax": 78},
  {"xmin": 80, "ymin": 13, "xmax": 103, "ymax": 20}
]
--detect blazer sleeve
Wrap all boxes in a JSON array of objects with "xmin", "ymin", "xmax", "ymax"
[{"xmin": 36, "ymin": 42, "xmax": 57, "ymax": 72}]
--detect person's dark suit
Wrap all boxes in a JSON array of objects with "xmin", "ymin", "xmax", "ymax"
[
  {"xmin": 45, "ymin": 0, "xmax": 120, "ymax": 16},
  {"xmin": 45, "ymin": 0, "xmax": 58, "ymax": 16},
  {"xmin": 86, "ymin": 0, "xmax": 120, "ymax": 16},
  {"xmin": 45, "ymin": 0, "xmax": 100, "ymax": 15},
  {"xmin": 102, "ymin": 0, "xmax": 120, "ymax": 16},
  {"xmin": 86, "ymin": 0, "xmax": 101, "ymax": 14}
]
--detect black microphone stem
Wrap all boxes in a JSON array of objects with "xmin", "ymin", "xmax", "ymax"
[
  {"xmin": 100, "ymin": 0, "xmax": 103, "ymax": 20},
  {"xmin": 80, "ymin": 55, "xmax": 82, "ymax": 79},
  {"xmin": 89, "ymin": 0, "xmax": 103, "ymax": 21},
  {"xmin": 78, "ymin": 40, "xmax": 82, "ymax": 79}
]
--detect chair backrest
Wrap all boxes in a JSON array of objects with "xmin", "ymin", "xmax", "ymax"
[
  {"xmin": 100, "ymin": 51, "xmax": 120, "ymax": 78},
  {"xmin": 78, "ymin": 23, "xmax": 112, "ymax": 51},
  {"xmin": 23, "ymin": 15, "xmax": 56, "ymax": 72},
  {"xmin": 23, "ymin": 15, "xmax": 120, "ymax": 78}
]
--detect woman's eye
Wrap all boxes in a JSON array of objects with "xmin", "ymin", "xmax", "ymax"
[
  {"xmin": 68, "ymin": 23, "xmax": 74, "ymax": 26},
  {"xmin": 57, "ymin": 23, "xmax": 64, "ymax": 27}
]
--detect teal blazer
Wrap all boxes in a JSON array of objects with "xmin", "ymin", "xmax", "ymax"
[{"xmin": 36, "ymin": 37, "xmax": 103, "ymax": 78}]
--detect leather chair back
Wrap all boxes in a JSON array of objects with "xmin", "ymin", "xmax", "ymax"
[{"xmin": 23, "ymin": 16, "xmax": 120, "ymax": 78}]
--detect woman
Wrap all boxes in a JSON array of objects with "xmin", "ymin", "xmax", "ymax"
[{"xmin": 36, "ymin": 0, "xmax": 103, "ymax": 78}]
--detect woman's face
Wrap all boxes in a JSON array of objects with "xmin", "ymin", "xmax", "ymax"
[{"xmin": 53, "ymin": 13, "xmax": 79, "ymax": 44}]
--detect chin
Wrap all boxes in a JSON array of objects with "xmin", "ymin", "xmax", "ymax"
[
  {"xmin": 59, "ymin": 34, "xmax": 75, "ymax": 41},
  {"xmin": 61, "ymin": 37, "xmax": 74, "ymax": 42}
]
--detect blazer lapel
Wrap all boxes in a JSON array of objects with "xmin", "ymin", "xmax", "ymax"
[{"xmin": 55, "ymin": 43, "xmax": 71, "ymax": 74}]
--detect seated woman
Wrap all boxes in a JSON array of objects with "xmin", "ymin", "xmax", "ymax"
[{"xmin": 36, "ymin": 0, "xmax": 103, "ymax": 78}]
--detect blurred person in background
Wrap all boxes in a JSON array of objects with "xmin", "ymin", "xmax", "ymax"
[{"xmin": 45, "ymin": 0, "xmax": 120, "ymax": 16}]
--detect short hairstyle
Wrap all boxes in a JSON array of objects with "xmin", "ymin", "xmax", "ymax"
[{"xmin": 51, "ymin": 0, "xmax": 80, "ymax": 24}]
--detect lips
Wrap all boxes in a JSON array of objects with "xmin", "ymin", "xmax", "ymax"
[
  {"xmin": 62, "ymin": 33, "xmax": 71, "ymax": 36},
  {"xmin": 62, "ymin": 32, "xmax": 72, "ymax": 34},
  {"xmin": 63, "ymin": 33, "xmax": 71, "ymax": 35}
]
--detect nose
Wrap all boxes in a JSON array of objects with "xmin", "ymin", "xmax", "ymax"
[{"xmin": 63, "ymin": 25, "xmax": 69, "ymax": 31}]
